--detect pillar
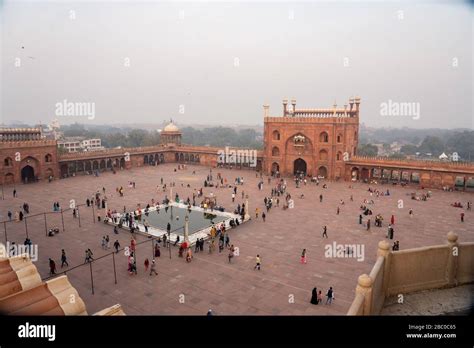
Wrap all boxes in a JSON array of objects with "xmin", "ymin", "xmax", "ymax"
[
  {"xmin": 377, "ymin": 240, "xmax": 391, "ymax": 296},
  {"xmin": 184, "ymin": 216, "xmax": 189, "ymax": 243},
  {"xmin": 282, "ymin": 99, "xmax": 288, "ymax": 116},
  {"xmin": 244, "ymin": 197, "xmax": 250, "ymax": 221},
  {"xmin": 354, "ymin": 96, "xmax": 361, "ymax": 115},
  {"xmin": 446, "ymin": 231, "xmax": 459, "ymax": 286},
  {"xmin": 356, "ymin": 274, "xmax": 373, "ymax": 315}
]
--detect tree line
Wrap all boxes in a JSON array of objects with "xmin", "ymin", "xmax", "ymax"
[{"xmin": 61, "ymin": 123, "xmax": 263, "ymax": 150}]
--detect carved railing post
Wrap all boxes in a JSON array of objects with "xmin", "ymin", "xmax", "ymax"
[{"xmin": 446, "ymin": 231, "xmax": 459, "ymax": 286}]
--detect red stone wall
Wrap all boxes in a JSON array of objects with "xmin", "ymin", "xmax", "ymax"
[
  {"xmin": 0, "ymin": 141, "xmax": 59, "ymax": 184},
  {"xmin": 263, "ymin": 116, "xmax": 359, "ymax": 179}
]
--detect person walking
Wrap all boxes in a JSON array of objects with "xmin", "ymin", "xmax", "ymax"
[
  {"xmin": 195, "ymin": 239, "xmax": 200, "ymax": 253},
  {"xmin": 326, "ymin": 287, "xmax": 334, "ymax": 305},
  {"xmin": 149, "ymin": 260, "xmax": 158, "ymax": 276},
  {"xmin": 300, "ymin": 249, "xmax": 307, "ymax": 264},
  {"xmin": 228, "ymin": 245, "xmax": 235, "ymax": 263},
  {"xmin": 322, "ymin": 226, "xmax": 328, "ymax": 238},
  {"xmin": 86, "ymin": 249, "xmax": 94, "ymax": 262},
  {"xmin": 367, "ymin": 219, "xmax": 371, "ymax": 231},
  {"xmin": 390, "ymin": 215, "xmax": 395, "ymax": 225},
  {"xmin": 255, "ymin": 208, "xmax": 259, "ymax": 219},
  {"xmin": 310, "ymin": 287, "xmax": 318, "ymax": 305},
  {"xmin": 254, "ymin": 254, "xmax": 261, "ymax": 270},
  {"xmin": 114, "ymin": 240, "xmax": 121, "ymax": 253},
  {"xmin": 392, "ymin": 240, "xmax": 400, "ymax": 251},
  {"xmin": 319, "ymin": 194, "xmax": 323, "ymax": 203},
  {"xmin": 143, "ymin": 220, "xmax": 149, "ymax": 233},
  {"xmin": 461, "ymin": 212, "xmax": 465, "ymax": 223},
  {"xmin": 359, "ymin": 214, "xmax": 363, "ymax": 225},
  {"xmin": 13, "ymin": 189, "xmax": 17, "ymax": 198},
  {"xmin": 317, "ymin": 290, "xmax": 323, "ymax": 304},
  {"xmin": 60, "ymin": 249, "xmax": 69, "ymax": 268},
  {"xmin": 49, "ymin": 258, "xmax": 56, "ymax": 275},
  {"xmin": 262, "ymin": 212, "xmax": 266, "ymax": 222}
]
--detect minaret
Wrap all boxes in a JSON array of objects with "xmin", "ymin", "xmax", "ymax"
[
  {"xmin": 263, "ymin": 104, "xmax": 270, "ymax": 118},
  {"xmin": 282, "ymin": 99, "xmax": 288, "ymax": 116},
  {"xmin": 291, "ymin": 99, "xmax": 296, "ymax": 115},
  {"xmin": 354, "ymin": 96, "xmax": 361, "ymax": 116}
]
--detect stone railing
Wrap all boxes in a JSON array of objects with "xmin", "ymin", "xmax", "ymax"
[
  {"xmin": 264, "ymin": 116, "xmax": 358, "ymax": 123},
  {"xmin": 0, "ymin": 140, "xmax": 57, "ymax": 148},
  {"xmin": 347, "ymin": 232, "xmax": 474, "ymax": 315}
]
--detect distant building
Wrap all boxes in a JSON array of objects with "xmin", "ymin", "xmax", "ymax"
[
  {"xmin": 80, "ymin": 138, "xmax": 104, "ymax": 151},
  {"xmin": 58, "ymin": 138, "xmax": 82, "ymax": 153},
  {"xmin": 58, "ymin": 138, "xmax": 104, "ymax": 153}
]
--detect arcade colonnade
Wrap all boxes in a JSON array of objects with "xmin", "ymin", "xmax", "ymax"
[{"xmin": 346, "ymin": 159, "xmax": 474, "ymax": 190}]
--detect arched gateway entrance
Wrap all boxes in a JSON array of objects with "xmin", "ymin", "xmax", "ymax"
[
  {"xmin": 21, "ymin": 165, "xmax": 35, "ymax": 183},
  {"xmin": 294, "ymin": 158, "xmax": 307, "ymax": 175}
]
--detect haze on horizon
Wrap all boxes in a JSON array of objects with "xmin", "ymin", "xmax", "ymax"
[{"xmin": 1, "ymin": 0, "xmax": 473, "ymax": 129}]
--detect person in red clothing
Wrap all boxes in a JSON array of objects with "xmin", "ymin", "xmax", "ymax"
[
  {"xmin": 144, "ymin": 258, "xmax": 150, "ymax": 271},
  {"xmin": 390, "ymin": 215, "xmax": 395, "ymax": 225}
]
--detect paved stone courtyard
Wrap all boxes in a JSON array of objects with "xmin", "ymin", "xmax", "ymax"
[{"xmin": 1, "ymin": 163, "xmax": 473, "ymax": 315}]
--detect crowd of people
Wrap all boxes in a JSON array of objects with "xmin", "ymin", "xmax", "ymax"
[{"xmin": 1, "ymin": 164, "xmax": 472, "ymax": 316}]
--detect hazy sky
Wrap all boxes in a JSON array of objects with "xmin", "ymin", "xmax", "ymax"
[{"xmin": 1, "ymin": 0, "xmax": 473, "ymax": 129}]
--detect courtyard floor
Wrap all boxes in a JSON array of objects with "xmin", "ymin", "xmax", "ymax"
[{"xmin": 1, "ymin": 163, "xmax": 473, "ymax": 315}]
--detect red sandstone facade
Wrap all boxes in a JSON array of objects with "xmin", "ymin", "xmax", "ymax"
[
  {"xmin": 262, "ymin": 98, "xmax": 360, "ymax": 179},
  {"xmin": 0, "ymin": 129, "xmax": 59, "ymax": 184}
]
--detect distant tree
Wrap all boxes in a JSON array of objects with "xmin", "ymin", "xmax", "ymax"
[
  {"xmin": 126, "ymin": 129, "xmax": 148, "ymax": 147},
  {"xmin": 418, "ymin": 136, "xmax": 445, "ymax": 156},
  {"xmin": 388, "ymin": 153, "xmax": 406, "ymax": 159},
  {"xmin": 63, "ymin": 123, "xmax": 87, "ymax": 137},
  {"xmin": 103, "ymin": 133, "xmax": 128, "ymax": 148},
  {"xmin": 400, "ymin": 144, "xmax": 418, "ymax": 155},
  {"xmin": 357, "ymin": 144, "xmax": 378, "ymax": 157},
  {"xmin": 445, "ymin": 131, "xmax": 474, "ymax": 161}
]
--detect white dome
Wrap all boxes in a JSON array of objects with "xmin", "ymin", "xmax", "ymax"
[{"xmin": 163, "ymin": 121, "xmax": 179, "ymax": 132}]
